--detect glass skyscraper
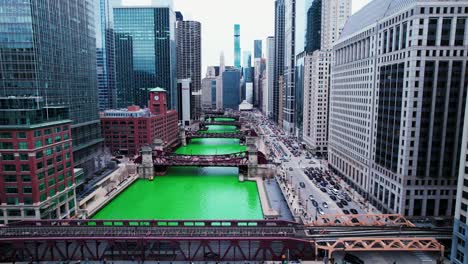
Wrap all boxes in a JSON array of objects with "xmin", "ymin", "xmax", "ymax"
[
  {"xmin": 234, "ymin": 24, "xmax": 241, "ymax": 69},
  {"xmin": 273, "ymin": 0, "xmax": 286, "ymax": 123},
  {"xmin": 254, "ymin": 40, "xmax": 263, "ymax": 58},
  {"xmin": 223, "ymin": 69, "xmax": 241, "ymax": 110},
  {"xmin": 0, "ymin": 0, "xmax": 103, "ymax": 178},
  {"xmin": 114, "ymin": 6, "xmax": 177, "ymax": 110}
]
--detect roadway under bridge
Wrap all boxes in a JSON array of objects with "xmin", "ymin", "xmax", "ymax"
[{"xmin": 0, "ymin": 219, "xmax": 448, "ymax": 262}]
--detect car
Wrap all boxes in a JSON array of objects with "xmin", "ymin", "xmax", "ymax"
[
  {"xmin": 341, "ymin": 200, "xmax": 349, "ymax": 206},
  {"xmin": 289, "ymin": 167, "xmax": 293, "ymax": 171},
  {"xmin": 320, "ymin": 187, "xmax": 327, "ymax": 193},
  {"xmin": 330, "ymin": 195, "xmax": 337, "ymax": 201},
  {"xmin": 311, "ymin": 199, "xmax": 318, "ymax": 207},
  {"xmin": 336, "ymin": 202, "xmax": 344, "ymax": 208},
  {"xmin": 309, "ymin": 195, "xmax": 314, "ymax": 200},
  {"xmin": 343, "ymin": 209, "xmax": 350, "ymax": 215},
  {"xmin": 322, "ymin": 202, "xmax": 328, "ymax": 208},
  {"xmin": 299, "ymin": 182, "xmax": 305, "ymax": 188},
  {"xmin": 350, "ymin": 209, "xmax": 358, "ymax": 214},
  {"xmin": 317, "ymin": 207, "xmax": 325, "ymax": 215}
]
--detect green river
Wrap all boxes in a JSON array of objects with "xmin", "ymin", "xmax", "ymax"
[{"xmin": 92, "ymin": 125, "xmax": 263, "ymax": 220}]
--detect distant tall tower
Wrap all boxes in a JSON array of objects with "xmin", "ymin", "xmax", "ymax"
[
  {"xmin": 254, "ymin": 40, "xmax": 263, "ymax": 59},
  {"xmin": 216, "ymin": 52, "xmax": 225, "ymax": 108},
  {"xmin": 273, "ymin": 0, "xmax": 285, "ymax": 123},
  {"xmin": 234, "ymin": 24, "xmax": 241, "ymax": 68},
  {"xmin": 176, "ymin": 14, "xmax": 202, "ymax": 119}
]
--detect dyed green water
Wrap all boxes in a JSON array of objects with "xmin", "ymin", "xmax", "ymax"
[
  {"xmin": 92, "ymin": 167, "xmax": 263, "ymax": 220},
  {"xmin": 201, "ymin": 125, "xmax": 238, "ymax": 134},
  {"xmin": 177, "ymin": 138, "xmax": 245, "ymax": 155}
]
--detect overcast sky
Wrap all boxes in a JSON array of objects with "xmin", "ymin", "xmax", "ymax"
[{"xmin": 127, "ymin": 0, "xmax": 372, "ymax": 75}]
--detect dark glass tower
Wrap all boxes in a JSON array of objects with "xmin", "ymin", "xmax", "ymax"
[
  {"xmin": 114, "ymin": 6, "xmax": 177, "ymax": 110},
  {"xmin": 305, "ymin": 0, "xmax": 322, "ymax": 53},
  {"xmin": 273, "ymin": 0, "xmax": 286, "ymax": 123},
  {"xmin": 0, "ymin": 0, "xmax": 103, "ymax": 179},
  {"xmin": 176, "ymin": 18, "xmax": 202, "ymax": 120}
]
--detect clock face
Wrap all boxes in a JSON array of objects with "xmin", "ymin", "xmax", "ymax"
[{"xmin": 154, "ymin": 95, "xmax": 159, "ymax": 101}]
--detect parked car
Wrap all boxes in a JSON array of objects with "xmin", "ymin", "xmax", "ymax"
[
  {"xmin": 350, "ymin": 208, "xmax": 358, "ymax": 214},
  {"xmin": 317, "ymin": 207, "xmax": 325, "ymax": 215},
  {"xmin": 345, "ymin": 196, "xmax": 352, "ymax": 202},
  {"xmin": 343, "ymin": 209, "xmax": 350, "ymax": 215},
  {"xmin": 289, "ymin": 167, "xmax": 293, "ymax": 171},
  {"xmin": 336, "ymin": 202, "xmax": 344, "ymax": 208},
  {"xmin": 330, "ymin": 195, "xmax": 337, "ymax": 201},
  {"xmin": 320, "ymin": 187, "xmax": 327, "ymax": 193},
  {"xmin": 309, "ymin": 195, "xmax": 314, "ymax": 200},
  {"xmin": 322, "ymin": 202, "xmax": 329, "ymax": 208},
  {"xmin": 299, "ymin": 182, "xmax": 305, "ymax": 188},
  {"xmin": 311, "ymin": 199, "xmax": 318, "ymax": 207},
  {"xmin": 341, "ymin": 200, "xmax": 349, "ymax": 206}
]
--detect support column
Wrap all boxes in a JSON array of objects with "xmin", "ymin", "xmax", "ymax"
[
  {"xmin": 137, "ymin": 146, "xmax": 154, "ymax": 180},
  {"xmin": 247, "ymin": 136, "xmax": 258, "ymax": 178},
  {"xmin": 180, "ymin": 127, "xmax": 187, "ymax": 146}
]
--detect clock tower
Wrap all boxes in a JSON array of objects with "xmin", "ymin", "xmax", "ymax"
[{"xmin": 148, "ymin": 87, "xmax": 167, "ymax": 115}]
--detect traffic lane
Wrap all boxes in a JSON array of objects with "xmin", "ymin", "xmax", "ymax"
[{"xmin": 287, "ymin": 166, "xmax": 343, "ymax": 216}]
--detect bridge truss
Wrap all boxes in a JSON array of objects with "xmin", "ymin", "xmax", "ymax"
[{"xmin": 309, "ymin": 214, "xmax": 415, "ymax": 227}]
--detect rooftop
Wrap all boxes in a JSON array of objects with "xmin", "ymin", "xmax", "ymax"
[{"xmin": 148, "ymin": 87, "xmax": 167, "ymax": 93}]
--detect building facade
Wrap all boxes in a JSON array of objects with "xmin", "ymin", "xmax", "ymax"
[
  {"xmin": 452, "ymin": 94, "xmax": 468, "ymax": 264},
  {"xmin": 0, "ymin": 0, "xmax": 104, "ymax": 182},
  {"xmin": 0, "ymin": 97, "xmax": 77, "ymax": 224},
  {"xmin": 100, "ymin": 89, "xmax": 178, "ymax": 156},
  {"xmin": 264, "ymin": 36, "xmax": 276, "ymax": 118},
  {"xmin": 254, "ymin": 40, "xmax": 263, "ymax": 59},
  {"xmin": 222, "ymin": 69, "xmax": 241, "ymax": 110},
  {"xmin": 302, "ymin": 0, "xmax": 351, "ymax": 154},
  {"xmin": 274, "ymin": 0, "xmax": 286, "ymax": 123},
  {"xmin": 234, "ymin": 24, "xmax": 241, "ymax": 69},
  {"xmin": 202, "ymin": 77, "xmax": 217, "ymax": 109},
  {"xmin": 329, "ymin": 0, "xmax": 468, "ymax": 217},
  {"xmin": 114, "ymin": 5, "xmax": 177, "ymax": 110},
  {"xmin": 176, "ymin": 19, "xmax": 202, "ymax": 120},
  {"xmin": 95, "ymin": 0, "xmax": 117, "ymax": 111},
  {"xmin": 283, "ymin": 0, "xmax": 296, "ymax": 134}
]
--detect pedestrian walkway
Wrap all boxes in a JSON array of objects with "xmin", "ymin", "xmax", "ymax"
[{"xmin": 264, "ymin": 179, "xmax": 294, "ymax": 221}]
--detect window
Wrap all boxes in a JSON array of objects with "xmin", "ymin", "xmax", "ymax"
[
  {"xmin": 3, "ymin": 164, "xmax": 16, "ymax": 171},
  {"xmin": 36, "ymin": 151, "xmax": 43, "ymax": 159},
  {"xmin": 19, "ymin": 154, "xmax": 28, "ymax": 160},
  {"xmin": 23, "ymin": 186, "xmax": 32, "ymax": 193},
  {"xmin": 45, "ymin": 148, "xmax": 53, "ymax": 156},
  {"xmin": 44, "ymin": 129, "xmax": 51, "ymax": 135},
  {"xmin": 7, "ymin": 209, "xmax": 21, "ymax": 216},
  {"xmin": 39, "ymin": 183, "xmax": 46, "ymax": 191},
  {"xmin": 0, "ymin": 132, "xmax": 12, "ymax": 138},
  {"xmin": 6, "ymin": 186, "xmax": 18, "ymax": 194},
  {"xmin": 49, "ymin": 189, "xmax": 56, "ymax": 197},
  {"xmin": 21, "ymin": 175, "xmax": 31, "ymax": 182},
  {"xmin": 24, "ymin": 198, "xmax": 33, "ymax": 205},
  {"xmin": 0, "ymin": 142, "xmax": 14, "ymax": 149},
  {"xmin": 17, "ymin": 132, "xmax": 26, "ymax": 139},
  {"xmin": 48, "ymin": 178, "xmax": 55, "ymax": 186},
  {"xmin": 427, "ymin": 18, "xmax": 438, "ymax": 46},
  {"xmin": 441, "ymin": 18, "xmax": 452, "ymax": 46},
  {"xmin": 455, "ymin": 18, "xmax": 466, "ymax": 46},
  {"xmin": 34, "ymin": 130, "xmax": 42, "ymax": 137},
  {"xmin": 46, "ymin": 138, "xmax": 53, "ymax": 145},
  {"xmin": 6, "ymin": 197, "xmax": 19, "ymax": 205},
  {"xmin": 4, "ymin": 175, "xmax": 17, "ymax": 182},
  {"xmin": 54, "ymin": 127, "xmax": 61, "ymax": 133},
  {"xmin": 20, "ymin": 164, "xmax": 30, "ymax": 171},
  {"xmin": 35, "ymin": 140, "xmax": 42, "ymax": 148},
  {"xmin": 2, "ymin": 153, "xmax": 15, "ymax": 161}
]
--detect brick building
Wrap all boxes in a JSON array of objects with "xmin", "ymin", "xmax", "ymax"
[
  {"xmin": 101, "ymin": 88, "xmax": 179, "ymax": 156},
  {"xmin": 0, "ymin": 97, "xmax": 77, "ymax": 224}
]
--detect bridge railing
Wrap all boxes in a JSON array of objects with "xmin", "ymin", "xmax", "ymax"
[
  {"xmin": 309, "ymin": 214, "xmax": 415, "ymax": 227},
  {"xmin": 7, "ymin": 219, "xmax": 299, "ymax": 228}
]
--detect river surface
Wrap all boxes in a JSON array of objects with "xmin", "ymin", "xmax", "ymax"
[{"xmin": 92, "ymin": 126, "xmax": 262, "ymax": 220}]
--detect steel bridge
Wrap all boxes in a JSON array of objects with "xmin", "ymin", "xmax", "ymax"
[
  {"xmin": 0, "ymin": 219, "xmax": 447, "ymax": 262},
  {"xmin": 185, "ymin": 129, "xmax": 257, "ymax": 142},
  {"xmin": 153, "ymin": 151, "xmax": 249, "ymax": 167},
  {"xmin": 204, "ymin": 114, "xmax": 240, "ymax": 121},
  {"xmin": 200, "ymin": 120, "xmax": 242, "ymax": 127}
]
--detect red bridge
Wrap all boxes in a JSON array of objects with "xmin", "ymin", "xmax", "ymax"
[
  {"xmin": 200, "ymin": 120, "xmax": 242, "ymax": 127},
  {"xmin": 153, "ymin": 151, "xmax": 249, "ymax": 167},
  {"xmin": 185, "ymin": 129, "xmax": 257, "ymax": 141},
  {"xmin": 205, "ymin": 114, "xmax": 240, "ymax": 120}
]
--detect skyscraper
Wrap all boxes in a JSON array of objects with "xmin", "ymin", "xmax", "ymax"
[
  {"xmin": 283, "ymin": 0, "xmax": 296, "ymax": 134},
  {"xmin": 452, "ymin": 98, "xmax": 468, "ymax": 264},
  {"xmin": 302, "ymin": 0, "xmax": 351, "ymax": 155},
  {"xmin": 265, "ymin": 37, "xmax": 275, "ymax": 118},
  {"xmin": 254, "ymin": 40, "xmax": 263, "ymax": 59},
  {"xmin": 234, "ymin": 24, "xmax": 241, "ymax": 69},
  {"xmin": 243, "ymin": 51, "xmax": 252, "ymax": 68},
  {"xmin": 0, "ymin": 0, "xmax": 103, "ymax": 179},
  {"xmin": 95, "ymin": 0, "xmax": 117, "ymax": 111},
  {"xmin": 329, "ymin": 0, "xmax": 468, "ymax": 217},
  {"xmin": 176, "ymin": 16, "xmax": 202, "ymax": 120},
  {"xmin": 222, "ymin": 68, "xmax": 241, "ymax": 110},
  {"xmin": 273, "ymin": 0, "xmax": 286, "ymax": 123},
  {"xmin": 114, "ymin": 4, "xmax": 177, "ymax": 110}
]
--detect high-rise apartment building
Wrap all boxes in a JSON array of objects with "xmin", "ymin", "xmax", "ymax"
[
  {"xmin": 0, "ymin": 97, "xmax": 77, "ymax": 224},
  {"xmin": 114, "ymin": 4, "xmax": 177, "ymax": 110},
  {"xmin": 264, "ymin": 37, "xmax": 275, "ymax": 118},
  {"xmin": 273, "ymin": 0, "xmax": 286, "ymax": 123},
  {"xmin": 302, "ymin": 0, "xmax": 351, "ymax": 154},
  {"xmin": 254, "ymin": 40, "xmax": 263, "ymax": 59},
  {"xmin": 0, "ymin": 0, "xmax": 104, "ymax": 180},
  {"xmin": 234, "ymin": 24, "xmax": 241, "ymax": 69},
  {"xmin": 95, "ymin": 0, "xmax": 118, "ymax": 111},
  {"xmin": 452, "ymin": 100, "xmax": 468, "ymax": 264},
  {"xmin": 329, "ymin": 0, "xmax": 468, "ymax": 217},
  {"xmin": 176, "ymin": 17, "xmax": 202, "ymax": 120}
]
